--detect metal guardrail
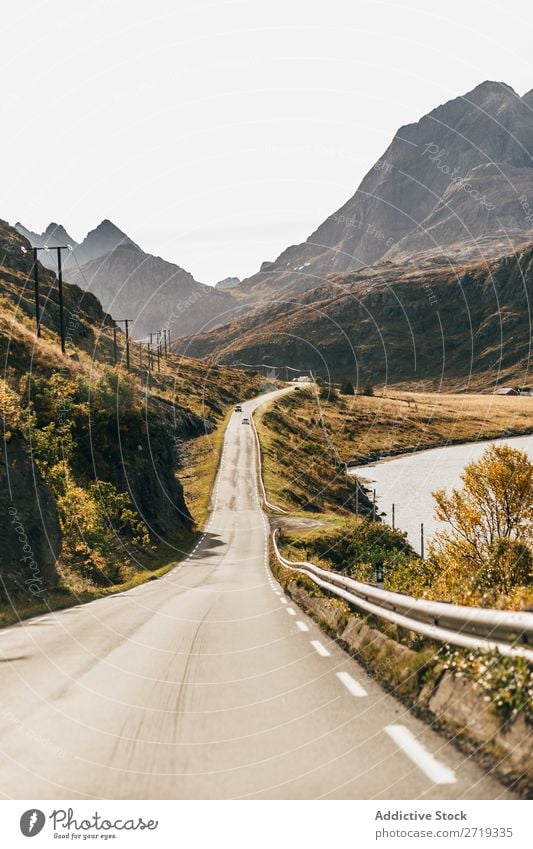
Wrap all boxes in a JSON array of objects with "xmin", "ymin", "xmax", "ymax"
[
  {"xmin": 272, "ymin": 530, "xmax": 533, "ymax": 662},
  {"xmin": 250, "ymin": 408, "xmax": 286, "ymax": 514}
]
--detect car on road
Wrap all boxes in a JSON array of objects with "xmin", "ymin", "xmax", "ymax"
[
  {"xmin": 241, "ymin": 417, "xmax": 250, "ymax": 425},
  {"xmin": 234, "ymin": 404, "xmax": 242, "ymax": 412}
]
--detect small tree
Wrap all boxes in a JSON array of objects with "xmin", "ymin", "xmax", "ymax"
[
  {"xmin": 340, "ymin": 378, "xmax": 355, "ymax": 395},
  {"xmin": 362, "ymin": 381, "xmax": 374, "ymax": 397},
  {"xmin": 431, "ymin": 444, "xmax": 533, "ymax": 597}
]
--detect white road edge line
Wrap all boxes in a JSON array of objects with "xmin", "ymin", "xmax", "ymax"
[
  {"xmin": 336, "ymin": 671, "xmax": 367, "ymax": 698},
  {"xmin": 310, "ymin": 640, "xmax": 330, "ymax": 657},
  {"xmin": 384, "ymin": 724, "xmax": 457, "ymax": 785}
]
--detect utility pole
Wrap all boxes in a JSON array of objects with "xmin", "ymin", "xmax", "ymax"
[
  {"xmin": 420, "ymin": 523, "xmax": 425, "ymax": 560},
  {"xmin": 29, "ymin": 247, "xmax": 44, "ymax": 336},
  {"xmin": 113, "ymin": 325, "xmax": 118, "ymax": 364},
  {"xmin": 21, "ymin": 244, "xmax": 72, "ymax": 346},
  {"xmin": 54, "ymin": 246, "xmax": 71, "ymax": 354},
  {"xmin": 392, "ymin": 503, "xmax": 395, "ymax": 529},
  {"xmin": 117, "ymin": 320, "xmax": 132, "ymax": 370},
  {"xmin": 163, "ymin": 329, "xmax": 168, "ymax": 356}
]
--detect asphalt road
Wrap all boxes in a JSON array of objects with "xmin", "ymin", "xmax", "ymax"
[{"xmin": 0, "ymin": 388, "xmax": 514, "ymax": 799}]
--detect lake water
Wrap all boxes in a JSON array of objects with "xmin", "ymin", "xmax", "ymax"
[{"xmin": 350, "ymin": 434, "xmax": 533, "ymax": 554}]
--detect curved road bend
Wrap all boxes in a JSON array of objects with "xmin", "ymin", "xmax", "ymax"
[{"xmin": 0, "ymin": 388, "xmax": 514, "ymax": 799}]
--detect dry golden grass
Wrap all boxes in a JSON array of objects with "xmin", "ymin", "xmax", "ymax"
[
  {"xmin": 254, "ymin": 387, "xmax": 533, "ymax": 514},
  {"xmin": 177, "ymin": 409, "xmax": 232, "ymax": 528},
  {"xmin": 334, "ymin": 390, "xmax": 533, "ymax": 461}
]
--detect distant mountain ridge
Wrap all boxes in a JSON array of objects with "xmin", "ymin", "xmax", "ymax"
[
  {"xmin": 178, "ymin": 239, "xmax": 533, "ymax": 390},
  {"xmin": 234, "ymin": 81, "xmax": 533, "ymax": 300},
  {"xmin": 15, "ymin": 218, "xmax": 238, "ymax": 339},
  {"xmin": 15, "ymin": 219, "xmax": 139, "ymax": 270},
  {"xmin": 65, "ymin": 246, "xmax": 238, "ymax": 340},
  {"xmin": 215, "ymin": 276, "xmax": 241, "ymax": 290}
]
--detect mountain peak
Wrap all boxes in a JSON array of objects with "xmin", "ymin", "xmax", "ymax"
[
  {"xmin": 80, "ymin": 219, "xmax": 141, "ymax": 256},
  {"xmin": 43, "ymin": 222, "xmax": 76, "ymax": 244},
  {"xmin": 89, "ymin": 218, "xmax": 136, "ymax": 240},
  {"xmin": 14, "ymin": 220, "xmax": 77, "ymax": 249},
  {"xmin": 465, "ymin": 80, "xmax": 517, "ymax": 99},
  {"xmin": 240, "ymin": 78, "xmax": 533, "ymax": 292}
]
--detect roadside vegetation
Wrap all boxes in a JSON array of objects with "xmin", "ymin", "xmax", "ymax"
[
  {"xmin": 0, "ymin": 221, "xmax": 263, "ymax": 625},
  {"xmin": 259, "ymin": 384, "xmax": 533, "ymax": 608}
]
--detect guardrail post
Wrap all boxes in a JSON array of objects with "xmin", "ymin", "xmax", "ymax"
[
  {"xmin": 372, "ymin": 489, "xmax": 376, "ymax": 521},
  {"xmin": 420, "ymin": 522, "xmax": 424, "ymax": 560},
  {"xmin": 392, "ymin": 503, "xmax": 395, "ymax": 529}
]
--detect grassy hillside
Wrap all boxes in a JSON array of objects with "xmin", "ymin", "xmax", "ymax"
[
  {"xmin": 178, "ymin": 242, "xmax": 533, "ymax": 391},
  {"xmin": 0, "ymin": 219, "xmax": 263, "ymax": 624},
  {"xmin": 256, "ymin": 386, "xmax": 533, "ymax": 511}
]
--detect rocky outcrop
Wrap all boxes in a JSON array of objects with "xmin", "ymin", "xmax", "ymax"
[
  {"xmin": 238, "ymin": 81, "xmax": 533, "ymax": 299},
  {"xmin": 0, "ymin": 435, "xmax": 61, "ymax": 600}
]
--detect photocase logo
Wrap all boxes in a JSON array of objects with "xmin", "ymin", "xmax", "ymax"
[{"xmin": 20, "ymin": 809, "xmax": 46, "ymax": 837}]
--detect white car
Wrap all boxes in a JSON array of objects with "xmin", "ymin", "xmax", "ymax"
[{"xmin": 241, "ymin": 417, "xmax": 250, "ymax": 425}]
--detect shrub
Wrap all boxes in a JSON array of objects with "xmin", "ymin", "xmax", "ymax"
[
  {"xmin": 431, "ymin": 444, "xmax": 533, "ymax": 599},
  {"xmin": 340, "ymin": 379, "xmax": 355, "ymax": 395},
  {"xmin": 291, "ymin": 519, "xmax": 416, "ymax": 586}
]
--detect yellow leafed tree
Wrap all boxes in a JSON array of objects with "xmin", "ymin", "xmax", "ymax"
[{"xmin": 431, "ymin": 444, "xmax": 533, "ymax": 602}]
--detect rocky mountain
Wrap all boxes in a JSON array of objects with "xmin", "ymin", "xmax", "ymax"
[
  {"xmin": 17, "ymin": 219, "xmax": 239, "ymax": 339},
  {"xmin": 178, "ymin": 239, "xmax": 533, "ymax": 390},
  {"xmin": 65, "ymin": 246, "xmax": 239, "ymax": 339},
  {"xmin": 234, "ymin": 81, "xmax": 533, "ymax": 300},
  {"xmin": 15, "ymin": 219, "xmax": 139, "ymax": 270},
  {"xmin": 215, "ymin": 276, "xmax": 241, "ymax": 290}
]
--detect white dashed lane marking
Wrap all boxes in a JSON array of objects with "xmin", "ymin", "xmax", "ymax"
[
  {"xmin": 310, "ymin": 640, "xmax": 330, "ymax": 657},
  {"xmin": 384, "ymin": 725, "xmax": 457, "ymax": 785},
  {"xmin": 286, "ymin": 607, "xmax": 296, "ymax": 616},
  {"xmin": 296, "ymin": 621, "xmax": 309, "ymax": 632},
  {"xmin": 336, "ymin": 671, "xmax": 367, "ymax": 698}
]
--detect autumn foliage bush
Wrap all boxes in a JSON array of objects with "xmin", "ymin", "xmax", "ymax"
[
  {"xmin": 429, "ymin": 444, "xmax": 533, "ymax": 606},
  {"xmin": 19, "ymin": 372, "xmax": 151, "ymax": 587}
]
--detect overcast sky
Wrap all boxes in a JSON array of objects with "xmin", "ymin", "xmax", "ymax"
[{"xmin": 2, "ymin": 0, "xmax": 532, "ymax": 284}]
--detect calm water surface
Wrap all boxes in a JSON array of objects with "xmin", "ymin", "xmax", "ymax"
[{"xmin": 350, "ymin": 434, "xmax": 533, "ymax": 554}]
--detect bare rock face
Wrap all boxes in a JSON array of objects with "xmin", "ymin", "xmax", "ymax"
[
  {"xmin": 239, "ymin": 81, "xmax": 533, "ymax": 297},
  {"xmin": 64, "ymin": 246, "xmax": 238, "ymax": 340}
]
